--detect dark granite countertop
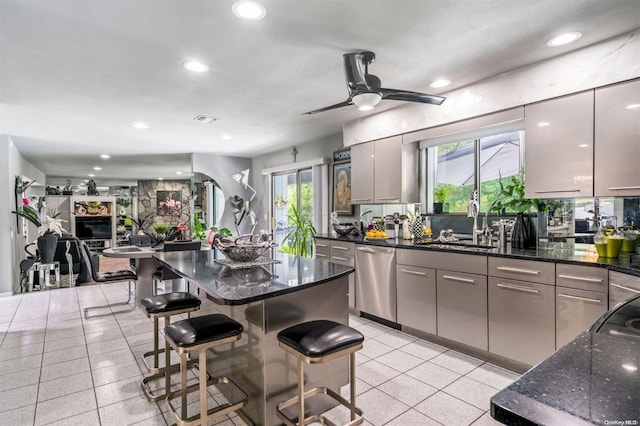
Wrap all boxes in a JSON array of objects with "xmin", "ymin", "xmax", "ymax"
[
  {"xmin": 491, "ymin": 296, "xmax": 640, "ymax": 425},
  {"xmin": 315, "ymin": 234, "xmax": 640, "ymax": 277},
  {"xmin": 154, "ymin": 249, "xmax": 354, "ymax": 305}
]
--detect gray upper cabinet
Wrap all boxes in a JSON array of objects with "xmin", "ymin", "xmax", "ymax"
[
  {"xmin": 524, "ymin": 91, "xmax": 594, "ymax": 198},
  {"xmin": 351, "ymin": 141, "xmax": 375, "ymax": 204},
  {"xmin": 350, "ymin": 136, "xmax": 419, "ymax": 204},
  {"xmin": 594, "ymin": 79, "xmax": 640, "ymax": 196}
]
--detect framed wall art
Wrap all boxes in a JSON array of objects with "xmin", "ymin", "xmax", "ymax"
[
  {"xmin": 157, "ymin": 190, "xmax": 182, "ymax": 216},
  {"xmin": 333, "ymin": 162, "xmax": 353, "ymax": 216}
]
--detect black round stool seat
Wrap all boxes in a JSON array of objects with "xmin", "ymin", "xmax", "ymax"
[
  {"xmin": 140, "ymin": 292, "xmax": 201, "ymax": 314},
  {"xmin": 165, "ymin": 314, "xmax": 243, "ymax": 348},
  {"xmin": 278, "ymin": 320, "xmax": 364, "ymax": 358}
]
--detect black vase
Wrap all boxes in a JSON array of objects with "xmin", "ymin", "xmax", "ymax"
[
  {"xmin": 433, "ymin": 202, "xmax": 443, "ymax": 214},
  {"xmin": 37, "ymin": 233, "xmax": 58, "ymax": 263},
  {"xmin": 511, "ymin": 213, "xmax": 537, "ymax": 249}
]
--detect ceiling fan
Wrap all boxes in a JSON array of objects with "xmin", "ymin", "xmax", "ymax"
[{"xmin": 303, "ymin": 51, "xmax": 446, "ymax": 115}]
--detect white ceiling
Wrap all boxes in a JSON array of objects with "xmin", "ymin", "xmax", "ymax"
[{"xmin": 2, "ymin": 0, "xmax": 639, "ymax": 185}]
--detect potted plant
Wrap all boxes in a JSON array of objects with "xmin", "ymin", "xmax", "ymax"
[
  {"xmin": 490, "ymin": 169, "xmax": 547, "ymax": 249},
  {"xmin": 280, "ymin": 204, "xmax": 317, "ymax": 258},
  {"xmin": 433, "ymin": 186, "xmax": 448, "ymax": 214},
  {"xmin": 12, "ymin": 204, "xmax": 66, "ymax": 263}
]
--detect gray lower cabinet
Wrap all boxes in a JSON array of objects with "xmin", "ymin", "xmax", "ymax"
[
  {"xmin": 609, "ymin": 271, "xmax": 640, "ymax": 308},
  {"xmin": 488, "ymin": 277, "xmax": 555, "ymax": 366},
  {"xmin": 396, "ymin": 265, "xmax": 436, "ymax": 334},
  {"xmin": 555, "ymin": 264, "xmax": 608, "ymax": 348},
  {"xmin": 555, "ymin": 286, "xmax": 608, "ymax": 348},
  {"xmin": 329, "ymin": 241, "xmax": 356, "ymax": 309},
  {"xmin": 437, "ymin": 270, "xmax": 488, "ymax": 350}
]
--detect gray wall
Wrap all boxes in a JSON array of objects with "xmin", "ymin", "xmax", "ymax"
[{"xmin": 2, "ymin": 135, "xmax": 46, "ymax": 295}]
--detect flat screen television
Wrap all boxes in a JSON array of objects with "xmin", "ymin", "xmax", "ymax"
[{"xmin": 76, "ymin": 216, "xmax": 112, "ymax": 240}]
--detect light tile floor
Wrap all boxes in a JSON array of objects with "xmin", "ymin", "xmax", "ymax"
[{"xmin": 0, "ymin": 285, "xmax": 520, "ymax": 425}]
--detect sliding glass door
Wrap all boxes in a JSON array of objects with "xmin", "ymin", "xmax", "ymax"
[{"xmin": 272, "ymin": 169, "xmax": 313, "ymax": 245}]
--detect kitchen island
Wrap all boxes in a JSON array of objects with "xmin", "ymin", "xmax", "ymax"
[{"xmin": 154, "ymin": 249, "xmax": 354, "ymax": 426}]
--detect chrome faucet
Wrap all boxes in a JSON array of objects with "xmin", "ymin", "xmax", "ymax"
[{"xmin": 467, "ymin": 190, "xmax": 482, "ymax": 244}]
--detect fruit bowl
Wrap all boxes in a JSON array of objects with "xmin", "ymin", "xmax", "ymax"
[
  {"xmin": 212, "ymin": 234, "xmax": 275, "ymax": 262},
  {"xmin": 333, "ymin": 223, "xmax": 356, "ymax": 236}
]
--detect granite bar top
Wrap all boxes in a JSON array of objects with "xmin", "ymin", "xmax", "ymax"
[
  {"xmin": 315, "ymin": 234, "xmax": 640, "ymax": 277},
  {"xmin": 154, "ymin": 249, "xmax": 354, "ymax": 305},
  {"xmin": 491, "ymin": 297, "xmax": 640, "ymax": 425}
]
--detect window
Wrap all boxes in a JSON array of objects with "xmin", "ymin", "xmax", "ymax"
[
  {"xmin": 426, "ymin": 130, "xmax": 523, "ymax": 212},
  {"xmin": 272, "ymin": 169, "xmax": 313, "ymax": 245}
]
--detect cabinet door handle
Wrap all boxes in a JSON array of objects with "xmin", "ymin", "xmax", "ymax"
[
  {"xmin": 496, "ymin": 283, "xmax": 540, "ymax": 294},
  {"xmin": 333, "ymin": 246, "xmax": 349, "ymax": 251},
  {"xmin": 496, "ymin": 266, "xmax": 540, "ymax": 276},
  {"xmin": 442, "ymin": 275, "xmax": 476, "ymax": 284},
  {"xmin": 401, "ymin": 269, "xmax": 427, "ymax": 277},
  {"xmin": 610, "ymin": 282, "xmax": 640, "ymax": 294},
  {"xmin": 332, "ymin": 256, "xmax": 349, "ymax": 261},
  {"xmin": 557, "ymin": 293, "xmax": 602, "ymax": 303},
  {"xmin": 557, "ymin": 274, "xmax": 603, "ymax": 283},
  {"xmin": 534, "ymin": 189, "xmax": 581, "ymax": 193},
  {"xmin": 352, "ymin": 198, "xmax": 372, "ymax": 202},
  {"xmin": 607, "ymin": 186, "xmax": 640, "ymax": 190},
  {"xmin": 316, "ymin": 253, "xmax": 328, "ymax": 258},
  {"xmin": 377, "ymin": 197, "xmax": 400, "ymax": 202},
  {"xmin": 316, "ymin": 243, "xmax": 328, "ymax": 248},
  {"xmin": 357, "ymin": 247, "xmax": 376, "ymax": 253}
]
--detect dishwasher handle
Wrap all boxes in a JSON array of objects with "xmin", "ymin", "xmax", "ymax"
[{"xmin": 356, "ymin": 246, "xmax": 395, "ymax": 254}]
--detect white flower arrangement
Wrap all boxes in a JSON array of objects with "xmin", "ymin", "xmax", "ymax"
[{"xmin": 38, "ymin": 215, "xmax": 66, "ymax": 236}]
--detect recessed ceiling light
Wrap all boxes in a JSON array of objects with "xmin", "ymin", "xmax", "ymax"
[
  {"xmin": 221, "ymin": 134, "xmax": 233, "ymax": 140},
  {"xmin": 538, "ymin": 122, "xmax": 550, "ymax": 127},
  {"xmin": 176, "ymin": 171, "xmax": 183, "ymax": 175},
  {"xmin": 83, "ymin": 179, "xmax": 89, "ymax": 183},
  {"xmin": 133, "ymin": 122, "xmax": 149, "ymax": 129},
  {"xmin": 547, "ymin": 32, "xmax": 582, "ymax": 47},
  {"xmin": 357, "ymin": 105, "xmax": 375, "ymax": 112},
  {"xmin": 93, "ymin": 166, "xmax": 102, "ymax": 171},
  {"xmin": 232, "ymin": 1, "xmax": 266, "ymax": 21},
  {"xmin": 625, "ymin": 103, "xmax": 640, "ymax": 110},
  {"xmin": 429, "ymin": 79, "xmax": 452, "ymax": 88},
  {"xmin": 158, "ymin": 177, "xmax": 163, "ymax": 180},
  {"xmin": 88, "ymin": 174, "xmax": 95, "ymax": 177},
  {"xmin": 183, "ymin": 62, "xmax": 209, "ymax": 72},
  {"xmin": 100, "ymin": 154, "xmax": 111, "ymax": 159},
  {"xmin": 578, "ymin": 144, "xmax": 589, "ymax": 148}
]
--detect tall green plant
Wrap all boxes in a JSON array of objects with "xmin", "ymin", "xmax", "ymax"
[{"xmin": 280, "ymin": 204, "xmax": 316, "ymax": 258}]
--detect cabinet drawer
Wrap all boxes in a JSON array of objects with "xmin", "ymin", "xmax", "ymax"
[
  {"xmin": 397, "ymin": 249, "xmax": 487, "ymax": 275},
  {"xmin": 556, "ymin": 286, "xmax": 607, "ymax": 348},
  {"xmin": 330, "ymin": 241, "xmax": 354, "ymax": 256},
  {"xmin": 397, "ymin": 266, "xmax": 436, "ymax": 334},
  {"xmin": 556, "ymin": 264, "xmax": 608, "ymax": 292},
  {"xmin": 329, "ymin": 254, "xmax": 354, "ymax": 266},
  {"xmin": 488, "ymin": 257, "xmax": 555, "ymax": 285},
  {"xmin": 437, "ymin": 270, "xmax": 488, "ymax": 350},
  {"xmin": 488, "ymin": 277, "xmax": 555, "ymax": 366}
]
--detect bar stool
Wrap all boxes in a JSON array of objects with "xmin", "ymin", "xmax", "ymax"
[
  {"xmin": 276, "ymin": 320, "xmax": 364, "ymax": 426},
  {"xmin": 139, "ymin": 292, "xmax": 202, "ymax": 402},
  {"xmin": 165, "ymin": 314, "xmax": 248, "ymax": 426}
]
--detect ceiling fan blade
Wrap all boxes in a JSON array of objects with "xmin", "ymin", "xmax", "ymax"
[
  {"xmin": 380, "ymin": 88, "xmax": 446, "ymax": 105},
  {"xmin": 303, "ymin": 99, "xmax": 353, "ymax": 115}
]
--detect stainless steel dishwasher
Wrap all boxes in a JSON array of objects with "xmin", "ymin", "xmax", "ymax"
[{"xmin": 355, "ymin": 245, "xmax": 397, "ymax": 322}]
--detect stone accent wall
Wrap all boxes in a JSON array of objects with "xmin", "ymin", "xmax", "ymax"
[{"xmin": 137, "ymin": 179, "xmax": 192, "ymax": 236}]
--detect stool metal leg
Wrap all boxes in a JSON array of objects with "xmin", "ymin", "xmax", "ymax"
[
  {"xmin": 83, "ymin": 280, "xmax": 136, "ymax": 318},
  {"xmin": 298, "ymin": 358, "xmax": 305, "ymax": 426},
  {"xmin": 180, "ymin": 352, "xmax": 188, "ymax": 421},
  {"xmin": 199, "ymin": 349, "xmax": 208, "ymax": 424},
  {"xmin": 350, "ymin": 352, "xmax": 356, "ymax": 422}
]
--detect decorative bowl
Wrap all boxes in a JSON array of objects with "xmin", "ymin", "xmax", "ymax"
[
  {"xmin": 333, "ymin": 223, "xmax": 356, "ymax": 236},
  {"xmin": 212, "ymin": 234, "xmax": 275, "ymax": 262}
]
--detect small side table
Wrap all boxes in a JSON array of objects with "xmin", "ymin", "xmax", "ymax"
[{"xmin": 28, "ymin": 261, "xmax": 61, "ymax": 291}]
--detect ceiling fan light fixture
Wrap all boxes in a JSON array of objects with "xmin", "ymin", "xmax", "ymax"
[
  {"xmin": 547, "ymin": 32, "xmax": 582, "ymax": 47},
  {"xmin": 232, "ymin": 1, "xmax": 266, "ymax": 21},
  {"xmin": 183, "ymin": 61, "xmax": 209, "ymax": 72},
  {"xmin": 352, "ymin": 92, "xmax": 382, "ymax": 108},
  {"xmin": 357, "ymin": 105, "xmax": 375, "ymax": 112}
]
